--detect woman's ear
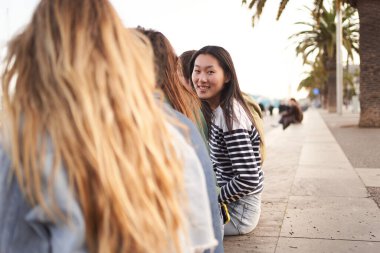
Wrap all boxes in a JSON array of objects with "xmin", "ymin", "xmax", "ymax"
[{"xmin": 224, "ymin": 73, "xmax": 231, "ymax": 84}]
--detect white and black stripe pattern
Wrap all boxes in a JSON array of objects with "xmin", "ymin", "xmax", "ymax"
[{"xmin": 209, "ymin": 101, "xmax": 264, "ymax": 204}]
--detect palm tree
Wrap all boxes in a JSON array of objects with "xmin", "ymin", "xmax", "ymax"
[
  {"xmin": 354, "ymin": 1, "xmax": 380, "ymax": 127},
  {"xmin": 243, "ymin": 0, "xmax": 380, "ymax": 127},
  {"xmin": 343, "ymin": 65, "xmax": 359, "ymax": 103},
  {"xmin": 298, "ymin": 61, "xmax": 358, "ymax": 106},
  {"xmin": 290, "ymin": 5, "xmax": 359, "ymax": 112},
  {"xmin": 297, "ymin": 61, "xmax": 327, "ymax": 103}
]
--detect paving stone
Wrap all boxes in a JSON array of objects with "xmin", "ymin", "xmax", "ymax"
[
  {"xmin": 355, "ymin": 168, "xmax": 380, "ymax": 187},
  {"xmin": 224, "ymin": 236, "xmax": 277, "ymax": 253},
  {"xmin": 262, "ymin": 169, "xmax": 296, "ymax": 199},
  {"xmin": 293, "ymin": 164, "xmax": 354, "ymax": 171},
  {"xmin": 305, "ymin": 134, "xmax": 335, "ymax": 143},
  {"xmin": 367, "ymin": 187, "xmax": 380, "ymax": 209},
  {"xmin": 280, "ymin": 196, "xmax": 380, "ymax": 241},
  {"xmin": 250, "ymin": 200, "xmax": 287, "ymax": 237},
  {"xmin": 276, "ymin": 237, "xmax": 380, "ymax": 253},
  {"xmin": 292, "ymin": 166, "xmax": 368, "ymax": 197},
  {"xmin": 224, "ymin": 110, "xmax": 380, "ymax": 253},
  {"xmin": 299, "ymin": 143, "xmax": 352, "ymax": 167}
]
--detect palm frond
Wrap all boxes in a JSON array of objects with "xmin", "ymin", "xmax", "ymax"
[
  {"xmin": 248, "ymin": 0, "xmax": 258, "ymax": 9},
  {"xmin": 313, "ymin": 0, "xmax": 324, "ymax": 21},
  {"xmin": 289, "ymin": 1, "xmax": 359, "ymax": 97},
  {"xmin": 276, "ymin": 0, "xmax": 290, "ymax": 20},
  {"xmin": 242, "ymin": 0, "xmax": 358, "ymax": 29},
  {"xmin": 256, "ymin": 0, "xmax": 267, "ymax": 18},
  {"xmin": 242, "ymin": 0, "xmax": 266, "ymax": 28}
]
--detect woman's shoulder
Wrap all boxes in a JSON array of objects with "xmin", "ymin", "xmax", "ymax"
[
  {"xmin": 212, "ymin": 100, "xmax": 254, "ymax": 132},
  {"xmin": 212, "ymin": 106, "xmax": 227, "ymax": 131},
  {"xmin": 232, "ymin": 100, "xmax": 254, "ymax": 131}
]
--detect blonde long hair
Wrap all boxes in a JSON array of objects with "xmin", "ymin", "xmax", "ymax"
[{"xmin": 1, "ymin": 0, "xmax": 185, "ymax": 252}]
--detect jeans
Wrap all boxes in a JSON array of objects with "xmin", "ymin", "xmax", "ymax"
[{"xmin": 224, "ymin": 193, "xmax": 262, "ymax": 235}]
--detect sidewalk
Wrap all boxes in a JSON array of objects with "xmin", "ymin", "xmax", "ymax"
[
  {"xmin": 223, "ymin": 109, "xmax": 380, "ymax": 253},
  {"xmin": 320, "ymin": 110, "xmax": 380, "ymax": 209}
]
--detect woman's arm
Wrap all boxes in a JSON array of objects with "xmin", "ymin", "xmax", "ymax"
[
  {"xmin": 218, "ymin": 127, "xmax": 263, "ymax": 204},
  {"xmin": 0, "ymin": 145, "xmax": 87, "ymax": 253}
]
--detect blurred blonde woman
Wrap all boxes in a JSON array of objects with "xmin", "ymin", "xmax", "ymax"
[{"xmin": 0, "ymin": 0, "xmax": 215, "ymax": 252}]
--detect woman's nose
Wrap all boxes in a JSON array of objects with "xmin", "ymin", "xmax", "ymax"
[{"xmin": 199, "ymin": 72, "xmax": 207, "ymax": 82}]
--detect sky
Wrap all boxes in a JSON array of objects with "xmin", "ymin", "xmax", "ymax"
[{"xmin": 0, "ymin": 0, "xmax": 314, "ymax": 100}]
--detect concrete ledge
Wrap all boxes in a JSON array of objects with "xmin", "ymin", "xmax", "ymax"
[
  {"xmin": 280, "ymin": 196, "xmax": 380, "ymax": 241},
  {"xmin": 224, "ymin": 110, "xmax": 380, "ymax": 252},
  {"xmin": 277, "ymin": 238, "xmax": 380, "ymax": 253},
  {"xmin": 355, "ymin": 168, "xmax": 380, "ymax": 187}
]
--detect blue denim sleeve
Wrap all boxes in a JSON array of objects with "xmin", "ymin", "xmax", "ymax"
[
  {"xmin": 0, "ymin": 144, "xmax": 87, "ymax": 253},
  {"xmin": 0, "ymin": 146, "xmax": 49, "ymax": 253},
  {"xmin": 26, "ymin": 146, "xmax": 88, "ymax": 253}
]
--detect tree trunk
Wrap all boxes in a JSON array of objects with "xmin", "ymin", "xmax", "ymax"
[
  {"xmin": 320, "ymin": 79, "xmax": 328, "ymax": 109},
  {"xmin": 357, "ymin": 0, "xmax": 380, "ymax": 127},
  {"xmin": 322, "ymin": 92, "xmax": 328, "ymax": 109},
  {"xmin": 326, "ymin": 55, "xmax": 337, "ymax": 112}
]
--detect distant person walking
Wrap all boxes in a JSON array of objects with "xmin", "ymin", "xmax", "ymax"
[
  {"xmin": 190, "ymin": 46, "xmax": 264, "ymax": 236},
  {"xmin": 268, "ymin": 104, "xmax": 274, "ymax": 116}
]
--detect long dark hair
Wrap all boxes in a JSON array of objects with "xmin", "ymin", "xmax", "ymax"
[
  {"xmin": 189, "ymin": 45, "xmax": 254, "ymax": 132},
  {"xmin": 179, "ymin": 50, "xmax": 196, "ymax": 84}
]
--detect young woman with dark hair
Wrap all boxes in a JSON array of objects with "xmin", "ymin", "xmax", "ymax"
[{"xmin": 190, "ymin": 46, "xmax": 264, "ymax": 235}]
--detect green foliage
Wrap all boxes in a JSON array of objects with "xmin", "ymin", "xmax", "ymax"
[
  {"xmin": 290, "ymin": 4, "xmax": 358, "ymax": 66},
  {"xmin": 242, "ymin": 0, "xmax": 359, "ymax": 101},
  {"xmin": 241, "ymin": 0, "xmax": 268, "ymax": 27},
  {"xmin": 298, "ymin": 61, "xmax": 358, "ymax": 100},
  {"xmin": 242, "ymin": 0, "xmax": 355, "ymax": 26},
  {"xmin": 291, "ymin": 4, "xmax": 359, "ymax": 98},
  {"xmin": 298, "ymin": 60, "xmax": 327, "ymax": 98}
]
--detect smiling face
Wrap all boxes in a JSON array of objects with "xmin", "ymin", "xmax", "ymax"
[{"xmin": 192, "ymin": 54, "xmax": 228, "ymax": 109}]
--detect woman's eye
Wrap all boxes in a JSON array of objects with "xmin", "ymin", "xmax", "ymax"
[
  {"xmin": 207, "ymin": 71, "xmax": 214, "ymax": 75},
  {"xmin": 194, "ymin": 70, "xmax": 200, "ymax": 74}
]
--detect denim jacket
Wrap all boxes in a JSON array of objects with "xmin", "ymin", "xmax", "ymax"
[
  {"xmin": 164, "ymin": 103, "xmax": 223, "ymax": 253},
  {"xmin": 0, "ymin": 144, "xmax": 86, "ymax": 253},
  {"xmin": 0, "ymin": 125, "xmax": 216, "ymax": 253}
]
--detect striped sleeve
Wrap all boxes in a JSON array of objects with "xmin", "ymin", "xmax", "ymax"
[{"xmin": 218, "ymin": 127, "xmax": 263, "ymax": 204}]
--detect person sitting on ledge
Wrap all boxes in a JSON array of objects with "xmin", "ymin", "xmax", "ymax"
[{"xmin": 279, "ymin": 98, "xmax": 303, "ymax": 130}]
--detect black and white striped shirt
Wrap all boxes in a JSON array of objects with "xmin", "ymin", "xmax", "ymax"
[{"xmin": 209, "ymin": 100, "xmax": 264, "ymax": 204}]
